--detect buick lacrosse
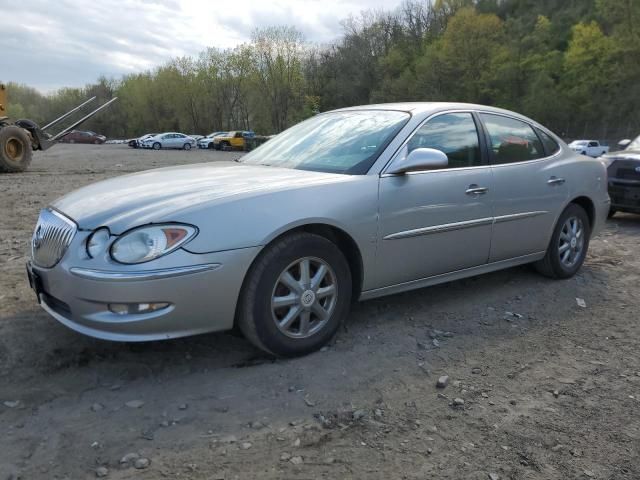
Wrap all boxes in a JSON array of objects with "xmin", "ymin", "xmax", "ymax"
[{"xmin": 27, "ymin": 103, "xmax": 610, "ymax": 356}]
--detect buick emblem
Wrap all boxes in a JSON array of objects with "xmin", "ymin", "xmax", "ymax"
[{"xmin": 32, "ymin": 225, "xmax": 43, "ymax": 250}]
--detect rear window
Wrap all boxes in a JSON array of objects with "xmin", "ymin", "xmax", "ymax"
[{"xmin": 480, "ymin": 113, "xmax": 545, "ymax": 164}]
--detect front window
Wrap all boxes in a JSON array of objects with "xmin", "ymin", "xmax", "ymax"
[
  {"xmin": 406, "ymin": 113, "xmax": 482, "ymax": 168},
  {"xmin": 240, "ymin": 110, "xmax": 410, "ymax": 174}
]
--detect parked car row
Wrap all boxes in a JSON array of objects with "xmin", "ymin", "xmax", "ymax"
[{"xmin": 126, "ymin": 130, "xmax": 256, "ymax": 151}]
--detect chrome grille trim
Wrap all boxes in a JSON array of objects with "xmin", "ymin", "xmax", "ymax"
[{"xmin": 31, "ymin": 209, "xmax": 77, "ymax": 268}]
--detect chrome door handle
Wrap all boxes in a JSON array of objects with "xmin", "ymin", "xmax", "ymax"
[
  {"xmin": 547, "ymin": 176, "xmax": 565, "ymax": 185},
  {"xmin": 466, "ymin": 185, "xmax": 488, "ymax": 195}
]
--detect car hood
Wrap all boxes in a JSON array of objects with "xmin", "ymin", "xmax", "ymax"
[
  {"xmin": 602, "ymin": 149, "xmax": 640, "ymax": 161},
  {"xmin": 52, "ymin": 162, "xmax": 352, "ymax": 232}
]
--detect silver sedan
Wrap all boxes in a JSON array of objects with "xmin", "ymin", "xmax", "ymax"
[
  {"xmin": 27, "ymin": 103, "xmax": 610, "ymax": 356},
  {"xmin": 140, "ymin": 132, "xmax": 196, "ymax": 150}
]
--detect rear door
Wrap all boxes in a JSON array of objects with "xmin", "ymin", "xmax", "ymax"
[
  {"xmin": 479, "ymin": 113, "xmax": 569, "ymax": 262},
  {"xmin": 375, "ymin": 112, "xmax": 494, "ymax": 288}
]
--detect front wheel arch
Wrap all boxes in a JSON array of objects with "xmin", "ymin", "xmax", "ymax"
[{"xmin": 257, "ymin": 223, "xmax": 364, "ymax": 302}]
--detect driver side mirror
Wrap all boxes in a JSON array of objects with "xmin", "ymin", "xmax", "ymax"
[
  {"xmin": 618, "ymin": 139, "xmax": 631, "ymax": 148},
  {"xmin": 387, "ymin": 147, "xmax": 449, "ymax": 175}
]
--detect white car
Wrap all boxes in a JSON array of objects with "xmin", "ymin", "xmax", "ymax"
[
  {"xmin": 198, "ymin": 132, "xmax": 228, "ymax": 149},
  {"xmin": 568, "ymin": 140, "xmax": 609, "ymax": 157},
  {"xmin": 141, "ymin": 133, "xmax": 196, "ymax": 150}
]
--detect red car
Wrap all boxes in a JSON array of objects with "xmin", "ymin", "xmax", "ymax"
[{"xmin": 59, "ymin": 130, "xmax": 106, "ymax": 144}]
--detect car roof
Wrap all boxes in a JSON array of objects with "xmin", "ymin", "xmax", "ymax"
[
  {"xmin": 333, "ymin": 102, "xmax": 544, "ymax": 121},
  {"xmin": 330, "ymin": 102, "xmax": 560, "ymax": 134}
]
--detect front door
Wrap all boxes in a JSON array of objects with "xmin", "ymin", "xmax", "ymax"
[{"xmin": 375, "ymin": 112, "xmax": 494, "ymax": 288}]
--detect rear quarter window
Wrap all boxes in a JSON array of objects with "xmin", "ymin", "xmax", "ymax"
[{"xmin": 536, "ymin": 129, "xmax": 560, "ymax": 156}]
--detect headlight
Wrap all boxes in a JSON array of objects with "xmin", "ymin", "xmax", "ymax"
[
  {"xmin": 86, "ymin": 228, "xmax": 111, "ymax": 258},
  {"xmin": 110, "ymin": 224, "xmax": 197, "ymax": 264}
]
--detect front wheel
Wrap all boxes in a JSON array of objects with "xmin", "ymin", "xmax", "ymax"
[
  {"xmin": 152, "ymin": 142, "xmax": 161, "ymax": 150},
  {"xmin": 183, "ymin": 143, "xmax": 192, "ymax": 151},
  {"xmin": 535, "ymin": 204, "xmax": 590, "ymax": 279},
  {"xmin": 237, "ymin": 232, "xmax": 352, "ymax": 357}
]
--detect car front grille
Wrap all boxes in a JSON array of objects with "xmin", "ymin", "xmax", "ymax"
[
  {"xmin": 31, "ymin": 209, "xmax": 77, "ymax": 268},
  {"xmin": 609, "ymin": 159, "xmax": 640, "ymax": 181}
]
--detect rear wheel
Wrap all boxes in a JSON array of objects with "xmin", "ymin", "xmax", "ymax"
[
  {"xmin": 207, "ymin": 142, "xmax": 214, "ymax": 149},
  {"xmin": 237, "ymin": 232, "xmax": 352, "ymax": 357},
  {"xmin": 0, "ymin": 125, "xmax": 32, "ymax": 173},
  {"xmin": 221, "ymin": 141, "xmax": 230, "ymax": 151},
  {"xmin": 153, "ymin": 142, "xmax": 161, "ymax": 150},
  {"xmin": 535, "ymin": 204, "xmax": 590, "ymax": 279}
]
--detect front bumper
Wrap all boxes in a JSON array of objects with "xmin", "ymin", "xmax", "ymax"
[
  {"xmin": 609, "ymin": 179, "xmax": 640, "ymax": 213},
  {"xmin": 28, "ymin": 233, "xmax": 260, "ymax": 341}
]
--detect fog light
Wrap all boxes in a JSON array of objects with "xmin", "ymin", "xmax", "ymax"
[{"xmin": 108, "ymin": 302, "xmax": 170, "ymax": 315}]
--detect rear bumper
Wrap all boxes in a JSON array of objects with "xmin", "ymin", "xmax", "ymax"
[{"xmin": 28, "ymin": 243, "xmax": 260, "ymax": 342}]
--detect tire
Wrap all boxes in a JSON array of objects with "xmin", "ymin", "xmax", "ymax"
[
  {"xmin": 535, "ymin": 204, "xmax": 591, "ymax": 279},
  {"xmin": 0, "ymin": 125, "xmax": 32, "ymax": 173},
  {"xmin": 581, "ymin": 151, "xmax": 586, "ymax": 155},
  {"xmin": 183, "ymin": 143, "xmax": 192, "ymax": 151},
  {"xmin": 237, "ymin": 232, "xmax": 352, "ymax": 357},
  {"xmin": 70, "ymin": 139, "xmax": 75, "ymax": 144},
  {"xmin": 221, "ymin": 141, "xmax": 230, "ymax": 151},
  {"xmin": 153, "ymin": 142, "xmax": 161, "ymax": 150},
  {"xmin": 207, "ymin": 142, "xmax": 214, "ymax": 150},
  {"xmin": 608, "ymin": 208, "xmax": 616, "ymax": 219}
]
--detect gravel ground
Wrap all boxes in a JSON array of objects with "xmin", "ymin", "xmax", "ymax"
[{"xmin": 1, "ymin": 144, "xmax": 639, "ymax": 480}]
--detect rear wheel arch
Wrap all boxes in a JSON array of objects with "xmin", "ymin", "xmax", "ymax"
[{"xmin": 569, "ymin": 196, "xmax": 595, "ymax": 231}]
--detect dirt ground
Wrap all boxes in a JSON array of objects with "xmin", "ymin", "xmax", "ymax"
[{"xmin": 1, "ymin": 144, "xmax": 639, "ymax": 480}]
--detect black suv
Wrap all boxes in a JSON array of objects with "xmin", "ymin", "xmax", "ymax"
[{"xmin": 601, "ymin": 136, "xmax": 640, "ymax": 217}]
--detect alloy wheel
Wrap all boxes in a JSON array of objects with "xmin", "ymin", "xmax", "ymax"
[
  {"xmin": 558, "ymin": 216, "xmax": 584, "ymax": 268},
  {"xmin": 271, "ymin": 256, "xmax": 338, "ymax": 339}
]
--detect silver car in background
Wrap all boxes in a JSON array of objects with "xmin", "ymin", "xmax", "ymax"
[
  {"xmin": 198, "ymin": 132, "xmax": 228, "ymax": 149},
  {"xmin": 27, "ymin": 103, "xmax": 609, "ymax": 356},
  {"xmin": 140, "ymin": 132, "xmax": 196, "ymax": 150}
]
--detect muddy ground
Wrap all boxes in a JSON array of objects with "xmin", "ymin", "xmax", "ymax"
[{"xmin": 1, "ymin": 144, "xmax": 639, "ymax": 480}]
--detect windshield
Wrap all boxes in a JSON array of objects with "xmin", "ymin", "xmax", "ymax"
[
  {"xmin": 626, "ymin": 135, "xmax": 640, "ymax": 150},
  {"xmin": 240, "ymin": 110, "xmax": 410, "ymax": 174}
]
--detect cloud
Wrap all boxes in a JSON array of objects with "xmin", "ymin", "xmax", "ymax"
[{"xmin": 0, "ymin": 0, "xmax": 402, "ymax": 91}]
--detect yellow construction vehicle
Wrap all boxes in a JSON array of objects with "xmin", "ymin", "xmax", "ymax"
[{"xmin": 0, "ymin": 83, "xmax": 117, "ymax": 173}]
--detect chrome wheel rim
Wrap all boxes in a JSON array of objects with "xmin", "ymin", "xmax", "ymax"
[
  {"xmin": 558, "ymin": 216, "xmax": 584, "ymax": 268},
  {"xmin": 271, "ymin": 256, "xmax": 338, "ymax": 339}
]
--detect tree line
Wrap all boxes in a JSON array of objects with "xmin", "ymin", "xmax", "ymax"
[{"xmin": 5, "ymin": 0, "xmax": 640, "ymax": 142}]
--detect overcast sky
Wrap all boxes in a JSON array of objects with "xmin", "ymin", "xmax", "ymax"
[{"xmin": 1, "ymin": 0, "xmax": 403, "ymax": 92}]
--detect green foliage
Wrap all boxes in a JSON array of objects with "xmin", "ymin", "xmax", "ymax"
[{"xmin": 4, "ymin": 0, "xmax": 639, "ymax": 140}]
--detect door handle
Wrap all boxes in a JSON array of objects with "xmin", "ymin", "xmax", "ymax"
[
  {"xmin": 466, "ymin": 185, "xmax": 488, "ymax": 195},
  {"xmin": 547, "ymin": 176, "xmax": 566, "ymax": 185}
]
